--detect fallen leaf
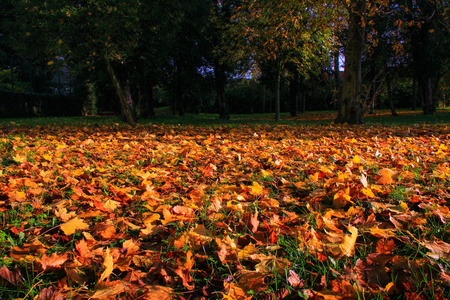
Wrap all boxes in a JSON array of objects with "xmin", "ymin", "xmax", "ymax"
[
  {"xmin": 61, "ymin": 217, "xmax": 89, "ymax": 235},
  {"xmin": 0, "ymin": 266, "xmax": 22, "ymax": 285},
  {"xmin": 99, "ymin": 248, "xmax": 114, "ymax": 282},
  {"xmin": 378, "ymin": 168, "xmax": 395, "ymax": 185},
  {"xmin": 40, "ymin": 252, "xmax": 68, "ymax": 271}
]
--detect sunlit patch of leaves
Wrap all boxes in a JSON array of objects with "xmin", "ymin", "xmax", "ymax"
[{"xmin": 0, "ymin": 123, "xmax": 449, "ymax": 299}]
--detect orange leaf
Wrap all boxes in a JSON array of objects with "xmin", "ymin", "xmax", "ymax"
[
  {"xmin": 361, "ymin": 187, "xmax": 376, "ymax": 198},
  {"xmin": 60, "ymin": 217, "xmax": 89, "ymax": 235},
  {"xmin": 76, "ymin": 239, "xmax": 94, "ymax": 258},
  {"xmin": 144, "ymin": 285, "xmax": 174, "ymax": 300},
  {"xmin": 8, "ymin": 191, "xmax": 27, "ymax": 202},
  {"xmin": 99, "ymin": 248, "xmax": 114, "ymax": 282},
  {"xmin": 40, "ymin": 252, "xmax": 68, "ymax": 271},
  {"xmin": 378, "ymin": 168, "xmax": 394, "ymax": 185}
]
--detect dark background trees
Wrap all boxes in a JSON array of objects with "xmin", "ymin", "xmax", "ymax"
[{"xmin": 0, "ymin": 0, "xmax": 448, "ymax": 124}]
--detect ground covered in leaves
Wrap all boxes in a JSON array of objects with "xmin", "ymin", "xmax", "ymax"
[{"xmin": 0, "ymin": 123, "xmax": 449, "ymax": 299}]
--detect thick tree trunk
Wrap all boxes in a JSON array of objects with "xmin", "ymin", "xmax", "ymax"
[
  {"xmin": 335, "ymin": 0, "xmax": 366, "ymax": 125},
  {"xmin": 104, "ymin": 57, "xmax": 135, "ymax": 126},
  {"xmin": 214, "ymin": 59, "xmax": 229, "ymax": 120},
  {"xmin": 419, "ymin": 76, "xmax": 435, "ymax": 115}
]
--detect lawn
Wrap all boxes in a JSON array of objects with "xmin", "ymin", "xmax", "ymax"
[{"xmin": 0, "ymin": 111, "xmax": 449, "ymax": 299}]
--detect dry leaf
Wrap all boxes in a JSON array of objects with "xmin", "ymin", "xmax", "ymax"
[
  {"xmin": 61, "ymin": 217, "xmax": 89, "ymax": 235},
  {"xmin": 99, "ymin": 248, "xmax": 114, "ymax": 282}
]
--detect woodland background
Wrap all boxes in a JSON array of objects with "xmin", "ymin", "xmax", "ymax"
[{"xmin": 0, "ymin": 0, "xmax": 449, "ymax": 124}]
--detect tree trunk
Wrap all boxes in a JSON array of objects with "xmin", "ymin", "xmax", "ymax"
[
  {"xmin": 104, "ymin": 57, "xmax": 135, "ymax": 126},
  {"xmin": 419, "ymin": 76, "xmax": 434, "ymax": 115},
  {"xmin": 335, "ymin": 0, "xmax": 366, "ymax": 125},
  {"xmin": 387, "ymin": 71, "xmax": 398, "ymax": 116}
]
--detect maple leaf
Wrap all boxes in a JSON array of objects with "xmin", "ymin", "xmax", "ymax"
[
  {"xmin": 39, "ymin": 252, "xmax": 68, "ymax": 271},
  {"xmin": 378, "ymin": 168, "xmax": 395, "ymax": 185},
  {"xmin": 60, "ymin": 217, "xmax": 89, "ymax": 235},
  {"xmin": 248, "ymin": 181, "xmax": 266, "ymax": 196},
  {"xmin": 250, "ymin": 253, "xmax": 291, "ymax": 274},
  {"xmin": 55, "ymin": 207, "xmax": 77, "ymax": 222}
]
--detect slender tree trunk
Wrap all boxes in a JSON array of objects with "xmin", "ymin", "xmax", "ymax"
[
  {"xmin": 104, "ymin": 57, "xmax": 135, "ymax": 126},
  {"xmin": 387, "ymin": 71, "xmax": 398, "ymax": 116},
  {"xmin": 335, "ymin": 0, "xmax": 366, "ymax": 124}
]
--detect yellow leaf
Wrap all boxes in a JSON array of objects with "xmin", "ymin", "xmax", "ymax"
[
  {"xmin": 99, "ymin": 248, "xmax": 114, "ymax": 282},
  {"xmin": 353, "ymin": 155, "xmax": 361, "ymax": 164},
  {"xmin": 361, "ymin": 187, "xmax": 376, "ymax": 198},
  {"xmin": 309, "ymin": 172, "xmax": 319, "ymax": 182},
  {"xmin": 237, "ymin": 243, "xmax": 257, "ymax": 260},
  {"xmin": 340, "ymin": 226, "xmax": 358, "ymax": 257},
  {"xmin": 367, "ymin": 226, "xmax": 397, "ymax": 238},
  {"xmin": 60, "ymin": 217, "xmax": 89, "ymax": 235},
  {"xmin": 249, "ymin": 182, "xmax": 265, "ymax": 196},
  {"xmin": 261, "ymin": 169, "xmax": 272, "ymax": 177}
]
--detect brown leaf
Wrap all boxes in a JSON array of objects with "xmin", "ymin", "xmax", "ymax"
[
  {"xmin": 0, "ymin": 265, "xmax": 22, "ymax": 285},
  {"xmin": 287, "ymin": 270, "xmax": 303, "ymax": 288},
  {"xmin": 143, "ymin": 285, "xmax": 174, "ymax": 300},
  {"xmin": 39, "ymin": 286, "xmax": 65, "ymax": 300},
  {"xmin": 237, "ymin": 270, "xmax": 268, "ymax": 293},
  {"xmin": 88, "ymin": 281, "xmax": 125, "ymax": 299},
  {"xmin": 376, "ymin": 239, "xmax": 396, "ymax": 254}
]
